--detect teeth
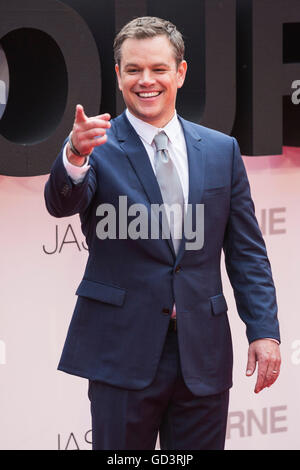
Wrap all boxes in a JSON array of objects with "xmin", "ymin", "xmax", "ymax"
[{"xmin": 138, "ymin": 92, "xmax": 160, "ymax": 98}]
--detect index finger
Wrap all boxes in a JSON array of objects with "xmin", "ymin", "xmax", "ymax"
[
  {"xmin": 89, "ymin": 113, "xmax": 111, "ymax": 122},
  {"xmin": 82, "ymin": 118, "xmax": 111, "ymax": 131}
]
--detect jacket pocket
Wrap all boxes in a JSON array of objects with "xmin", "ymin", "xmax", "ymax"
[
  {"xmin": 76, "ymin": 279, "xmax": 126, "ymax": 307},
  {"xmin": 209, "ymin": 293, "xmax": 228, "ymax": 316}
]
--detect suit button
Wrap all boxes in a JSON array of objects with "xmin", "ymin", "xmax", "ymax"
[
  {"xmin": 61, "ymin": 184, "xmax": 69, "ymax": 196},
  {"xmin": 175, "ymin": 266, "xmax": 181, "ymax": 273},
  {"xmin": 162, "ymin": 308, "xmax": 170, "ymax": 315}
]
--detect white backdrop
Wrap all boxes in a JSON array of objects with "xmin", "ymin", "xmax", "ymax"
[{"xmin": 0, "ymin": 147, "xmax": 299, "ymax": 450}]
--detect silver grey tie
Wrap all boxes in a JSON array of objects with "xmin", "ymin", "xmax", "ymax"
[{"xmin": 153, "ymin": 131, "xmax": 184, "ymax": 255}]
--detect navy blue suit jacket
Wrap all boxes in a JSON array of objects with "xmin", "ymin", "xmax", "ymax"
[{"xmin": 44, "ymin": 112, "xmax": 280, "ymax": 396}]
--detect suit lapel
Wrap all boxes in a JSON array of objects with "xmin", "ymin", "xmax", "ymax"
[
  {"xmin": 113, "ymin": 112, "xmax": 206, "ymax": 261},
  {"xmin": 176, "ymin": 117, "xmax": 206, "ymax": 262},
  {"xmin": 114, "ymin": 112, "xmax": 163, "ymax": 206},
  {"xmin": 114, "ymin": 112, "xmax": 174, "ymax": 255}
]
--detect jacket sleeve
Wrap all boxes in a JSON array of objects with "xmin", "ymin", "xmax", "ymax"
[
  {"xmin": 223, "ymin": 137, "xmax": 281, "ymax": 344},
  {"xmin": 44, "ymin": 144, "xmax": 97, "ymax": 218}
]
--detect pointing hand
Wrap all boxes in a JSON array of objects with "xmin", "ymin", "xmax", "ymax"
[{"xmin": 67, "ymin": 104, "xmax": 111, "ymax": 165}]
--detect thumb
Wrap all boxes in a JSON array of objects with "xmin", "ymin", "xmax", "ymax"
[
  {"xmin": 75, "ymin": 104, "xmax": 87, "ymax": 123},
  {"xmin": 246, "ymin": 347, "xmax": 257, "ymax": 376}
]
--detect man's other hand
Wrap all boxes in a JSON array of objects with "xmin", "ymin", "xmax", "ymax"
[{"xmin": 246, "ymin": 339, "xmax": 281, "ymax": 393}]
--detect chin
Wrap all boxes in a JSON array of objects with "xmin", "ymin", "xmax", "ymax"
[{"xmin": 137, "ymin": 113, "xmax": 159, "ymax": 123}]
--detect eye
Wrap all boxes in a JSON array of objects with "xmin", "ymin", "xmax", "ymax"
[{"xmin": 127, "ymin": 68, "xmax": 139, "ymax": 74}]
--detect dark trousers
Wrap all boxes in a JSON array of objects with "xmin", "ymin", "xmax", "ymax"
[{"xmin": 88, "ymin": 328, "xmax": 229, "ymax": 450}]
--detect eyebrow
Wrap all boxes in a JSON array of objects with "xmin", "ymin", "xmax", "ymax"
[{"xmin": 124, "ymin": 62, "xmax": 170, "ymax": 69}]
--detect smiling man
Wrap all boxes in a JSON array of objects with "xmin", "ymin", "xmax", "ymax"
[{"xmin": 44, "ymin": 16, "xmax": 281, "ymax": 450}]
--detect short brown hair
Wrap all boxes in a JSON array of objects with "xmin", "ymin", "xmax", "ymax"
[{"xmin": 113, "ymin": 16, "xmax": 185, "ymax": 68}]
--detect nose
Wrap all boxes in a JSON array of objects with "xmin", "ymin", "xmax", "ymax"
[{"xmin": 138, "ymin": 70, "xmax": 155, "ymax": 87}]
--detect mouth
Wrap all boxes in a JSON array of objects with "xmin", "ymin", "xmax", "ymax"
[{"xmin": 136, "ymin": 91, "xmax": 162, "ymax": 98}]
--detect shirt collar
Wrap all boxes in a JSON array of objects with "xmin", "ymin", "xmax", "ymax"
[{"xmin": 125, "ymin": 109, "xmax": 181, "ymax": 146}]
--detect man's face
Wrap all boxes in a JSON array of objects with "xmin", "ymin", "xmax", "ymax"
[{"xmin": 115, "ymin": 35, "xmax": 187, "ymax": 128}]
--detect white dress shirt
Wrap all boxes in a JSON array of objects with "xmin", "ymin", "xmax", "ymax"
[{"xmin": 125, "ymin": 109, "xmax": 189, "ymax": 207}]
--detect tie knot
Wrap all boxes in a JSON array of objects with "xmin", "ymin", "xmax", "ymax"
[{"xmin": 153, "ymin": 131, "xmax": 168, "ymax": 152}]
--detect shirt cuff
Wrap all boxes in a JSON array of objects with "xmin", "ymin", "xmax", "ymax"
[{"xmin": 62, "ymin": 144, "xmax": 90, "ymax": 184}]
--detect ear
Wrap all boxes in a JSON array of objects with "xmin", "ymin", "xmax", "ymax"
[
  {"xmin": 177, "ymin": 60, "xmax": 187, "ymax": 89},
  {"xmin": 115, "ymin": 64, "xmax": 122, "ymax": 91}
]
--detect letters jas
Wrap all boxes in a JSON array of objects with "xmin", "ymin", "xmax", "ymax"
[{"xmin": 43, "ymin": 223, "xmax": 88, "ymax": 254}]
